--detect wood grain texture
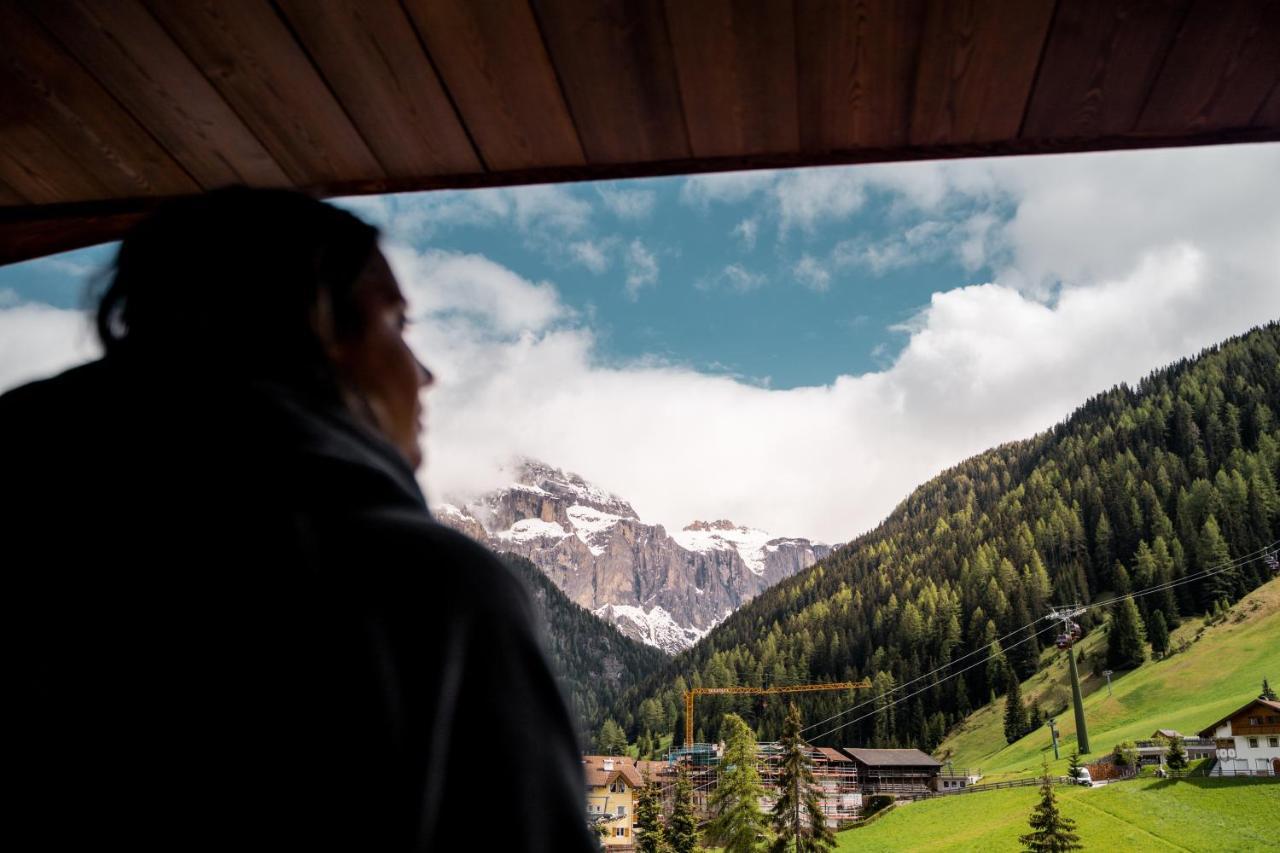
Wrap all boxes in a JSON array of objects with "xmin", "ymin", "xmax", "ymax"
[
  {"xmin": 0, "ymin": 211, "xmax": 145, "ymax": 266},
  {"xmin": 665, "ymin": 0, "xmax": 798, "ymax": 157},
  {"xmin": 275, "ymin": 0, "xmax": 480, "ymax": 177},
  {"xmin": 1256, "ymin": 79, "xmax": 1280, "ymax": 127},
  {"xmin": 1139, "ymin": 0, "xmax": 1280, "ymax": 132},
  {"xmin": 0, "ymin": 2, "xmax": 198, "ymax": 200},
  {"xmin": 796, "ymin": 0, "xmax": 926, "ymax": 151},
  {"xmin": 1022, "ymin": 0, "xmax": 1190, "ymax": 139},
  {"xmin": 403, "ymin": 0, "xmax": 584, "ymax": 171},
  {"xmin": 142, "ymin": 0, "xmax": 383, "ymax": 184},
  {"xmin": 0, "ymin": 178, "xmax": 27, "ymax": 207},
  {"xmin": 25, "ymin": 0, "xmax": 289, "ymax": 190},
  {"xmin": 910, "ymin": 0, "xmax": 1057, "ymax": 145},
  {"xmin": 532, "ymin": 0, "xmax": 690, "ymax": 164}
]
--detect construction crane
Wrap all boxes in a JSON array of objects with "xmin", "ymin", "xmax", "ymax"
[{"xmin": 684, "ymin": 680, "xmax": 871, "ymax": 746}]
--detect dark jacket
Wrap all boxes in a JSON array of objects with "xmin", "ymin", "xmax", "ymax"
[{"xmin": 2, "ymin": 357, "xmax": 596, "ymax": 851}]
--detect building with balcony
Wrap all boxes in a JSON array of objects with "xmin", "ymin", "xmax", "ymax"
[{"xmin": 1197, "ymin": 697, "xmax": 1280, "ymax": 776}]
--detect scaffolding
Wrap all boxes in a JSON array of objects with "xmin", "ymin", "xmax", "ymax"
[{"xmin": 652, "ymin": 742, "xmax": 862, "ymax": 828}]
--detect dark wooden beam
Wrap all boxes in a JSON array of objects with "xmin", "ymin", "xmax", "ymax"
[{"xmin": 5, "ymin": 125, "xmax": 1277, "ymax": 266}]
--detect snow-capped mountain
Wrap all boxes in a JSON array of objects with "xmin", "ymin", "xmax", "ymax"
[{"xmin": 434, "ymin": 460, "xmax": 832, "ymax": 653}]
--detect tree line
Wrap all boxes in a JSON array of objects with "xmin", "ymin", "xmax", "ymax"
[{"xmin": 610, "ymin": 322, "xmax": 1280, "ymax": 753}]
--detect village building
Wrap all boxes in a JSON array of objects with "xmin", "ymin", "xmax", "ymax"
[
  {"xmin": 583, "ymin": 755, "xmax": 643, "ymax": 848},
  {"xmin": 1198, "ymin": 697, "xmax": 1280, "ymax": 776},
  {"xmin": 1134, "ymin": 729, "xmax": 1217, "ymax": 767},
  {"xmin": 840, "ymin": 748, "xmax": 942, "ymax": 797}
]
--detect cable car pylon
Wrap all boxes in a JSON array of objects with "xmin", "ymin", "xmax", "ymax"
[{"xmin": 1046, "ymin": 605, "xmax": 1090, "ymax": 755}]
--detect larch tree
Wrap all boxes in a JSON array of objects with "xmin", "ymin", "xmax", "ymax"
[
  {"xmin": 707, "ymin": 713, "xmax": 769, "ymax": 853},
  {"xmin": 597, "ymin": 718, "xmax": 628, "ymax": 755},
  {"xmin": 1019, "ymin": 760, "xmax": 1083, "ymax": 852},
  {"xmin": 769, "ymin": 703, "xmax": 836, "ymax": 853},
  {"xmin": 1149, "ymin": 610, "xmax": 1170, "ymax": 656}
]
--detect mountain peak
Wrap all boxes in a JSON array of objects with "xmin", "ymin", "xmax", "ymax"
[
  {"xmin": 504, "ymin": 457, "xmax": 638, "ymax": 519},
  {"xmin": 683, "ymin": 519, "xmax": 741, "ymax": 532}
]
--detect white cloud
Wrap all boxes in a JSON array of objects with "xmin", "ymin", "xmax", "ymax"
[
  {"xmin": 698, "ymin": 263, "xmax": 765, "ymax": 294},
  {"xmin": 732, "ymin": 217, "xmax": 759, "ymax": 250},
  {"xmin": 773, "ymin": 169, "xmax": 866, "ymax": 233},
  {"xmin": 598, "ymin": 186, "xmax": 657, "ymax": 220},
  {"xmin": 568, "ymin": 240, "xmax": 611, "ymax": 274},
  {"xmin": 793, "ymin": 256, "xmax": 831, "ymax": 292},
  {"xmin": 680, "ymin": 170, "xmax": 776, "ymax": 207},
  {"xmin": 624, "ymin": 240, "xmax": 659, "ymax": 300},
  {"xmin": 5, "ymin": 145, "xmax": 1278, "ymax": 548},
  {"xmin": 0, "ymin": 298, "xmax": 100, "ymax": 392}
]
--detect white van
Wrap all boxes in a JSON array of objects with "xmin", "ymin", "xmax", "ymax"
[{"xmin": 1070, "ymin": 767, "xmax": 1092, "ymax": 787}]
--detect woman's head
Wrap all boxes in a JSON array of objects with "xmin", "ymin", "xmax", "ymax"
[{"xmin": 96, "ymin": 186, "xmax": 433, "ymax": 468}]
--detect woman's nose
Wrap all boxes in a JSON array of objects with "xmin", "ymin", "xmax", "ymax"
[{"xmin": 415, "ymin": 355, "xmax": 434, "ymax": 389}]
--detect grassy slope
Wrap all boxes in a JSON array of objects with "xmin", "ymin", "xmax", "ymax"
[
  {"xmin": 838, "ymin": 777, "xmax": 1280, "ymax": 852},
  {"xmin": 936, "ymin": 577, "xmax": 1280, "ymax": 782}
]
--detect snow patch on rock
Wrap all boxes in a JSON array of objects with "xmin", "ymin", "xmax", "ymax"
[
  {"xmin": 566, "ymin": 504, "xmax": 623, "ymax": 556},
  {"xmin": 496, "ymin": 518, "xmax": 569, "ymax": 544}
]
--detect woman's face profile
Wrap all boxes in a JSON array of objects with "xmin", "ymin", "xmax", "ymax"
[{"xmin": 326, "ymin": 249, "xmax": 433, "ymax": 469}]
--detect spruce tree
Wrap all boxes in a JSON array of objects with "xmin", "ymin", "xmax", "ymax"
[
  {"xmin": 1149, "ymin": 610, "xmax": 1170, "ymax": 656},
  {"xmin": 1019, "ymin": 760, "xmax": 1083, "ymax": 852},
  {"xmin": 769, "ymin": 703, "xmax": 836, "ymax": 853},
  {"xmin": 707, "ymin": 713, "xmax": 769, "ymax": 853},
  {"xmin": 1004, "ymin": 671, "xmax": 1029, "ymax": 744},
  {"xmin": 634, "ymin": 767, "xmax": 668, "ymax": 853},
  {"xmin": 1262, "ymin": 678, "xmax": 1278, "ymax": 701},
  {"xmin": 1105, "ymin": 594, "xmax": 1147, "ymax": 670},
  {"xmin": 1067, "ymin": 752, "xmax": 1081, "ymax": 782},
  {"xmin": 1165, "ymin": 735, "xmax": 1188, "ymax": 772},
  {"xmin": 668, "ymin": 762, "xmax": 699, "ymax": 853}
]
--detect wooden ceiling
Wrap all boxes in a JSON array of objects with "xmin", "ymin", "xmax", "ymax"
[{"xmin": 2, "ymin": 0, "xmax": 1278, "ymax": 265}]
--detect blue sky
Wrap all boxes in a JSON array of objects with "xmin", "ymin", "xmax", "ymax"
[{"xmin": 3, "ymin": 145, "xmax": 1278, "ymax": 541}]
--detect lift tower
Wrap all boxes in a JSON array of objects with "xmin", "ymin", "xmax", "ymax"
[{"xmin": 1047, "ymin": 605, "xmax": 1090, "ymax": 755}]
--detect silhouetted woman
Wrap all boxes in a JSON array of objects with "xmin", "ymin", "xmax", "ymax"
[{"xmin": 2, "ymin": 187, "xmax": 596, "ymax": 852}]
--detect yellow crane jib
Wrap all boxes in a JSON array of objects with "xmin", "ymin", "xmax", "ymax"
[{"xmin": 683, "ymin": 679, "xmax": 872, "ymax": 746}]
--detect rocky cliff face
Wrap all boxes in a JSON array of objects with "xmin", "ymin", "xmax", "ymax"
[{"xmin": 434, "ymin": 460, "xmax": 831, "ymax": 653}]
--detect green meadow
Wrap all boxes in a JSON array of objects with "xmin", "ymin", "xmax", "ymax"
[
  {"xmin": 936, "ymin": 577, "xmax": 1280, "ymax": 782},
  {"xmin": 837, "ymin": 776, "xmax": 1280, "ymax": 851}
]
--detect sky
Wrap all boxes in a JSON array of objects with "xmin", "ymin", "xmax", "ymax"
[{"xmin": 2, "ymin": 143, "xmax": 1279, "ymax": 543}]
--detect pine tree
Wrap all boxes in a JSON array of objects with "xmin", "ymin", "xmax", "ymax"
[
  {"xmin": 1105, "ymin": 594, "xmax": 1147, "ymax": 670},
  {"xmin": 1165, "ymin": 735, "xmax": 1188, "ymax": 772},
  {"xmin": 668, "ymin": 762, "xmax": 699, "ymax": 853},
  {"xmin": 1149, "ymin": 610, "xmax": 1170, "ymax": 656},
  {"xmin": 707, "ymin": 713, "xmax": 769, "ymax": 853},
  {"xmin": 634, "ymin": 767, "xmax": 668, "ymax": 853},
  {"xmin": 597, "ymin": 718, "xmax": 628, "ymax": 755},
  {"xmin": 1019, "ymin": 760, "xmax": 1083, "ymax": 852},
  {"xmin": 1067, "ymin": 752, "xmax": 1081, "ymax": 783},
  {"xmin": 1262, "ymin": 678, "xmax": 1278, "ymax": 701},
  {"xmin": 769, "ymin": 703, "xmax": 836, "ymax": 853},
  {"xmin": 1004, "ymin": 671, "xmax": 1029, "ymax": 744}
]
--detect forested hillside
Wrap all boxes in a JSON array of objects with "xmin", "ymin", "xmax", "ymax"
[
  {"xmin": 499, "ymin": 553, "xmax": 667, "ymax": 740},
  {"xmin": 613, "ymin": 322, "xmax": 1280, "ymax": 751}
]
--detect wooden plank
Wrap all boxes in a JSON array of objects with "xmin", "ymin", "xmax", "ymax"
[
  {"xmin": 0, "ymin": 2, "xmax": 198, "ymax": 201},
  {"xmin": 1256, "ymin": 79, "xmax": 1280, "ymax": 127},
  {"xmin": 664, "ymin": 0, "xmax": 798, "ymax": 157},
  {"xmin": 275, "ymin": 0, "xmax": 481, "ymax": 178},
  {"xmin": 141, "ymin": 0, "xmax": 384, "ymax": 184},
  {"xmin": 0, "ymin": 210, "xmax": 145, "ymax": 266},
  {"xmin": 796, "ymin": 0, "xmax": 927, "ymax": 152},
  {"xmin": 910, "ymin": 0, "xmax": 1057, "ymax": 145},
  {"xmin": 531, "ymin": 0, "xmax": 690, "ymax": 164},
  {"xmin": 0, "ymin": 178, "xmax": 27, "ymax": 207},
  {"xmin": 25, "ymin": 0, "xmax": 289, "ymax": 190},
  {"xmin": 1139, "ymin": 0, "xmax": 1280, "ymax": 133},
  {"xmin": 1022, "ymin": 0, "xmax": 1190, "ymax": 139},
  {"xmin": 5, "ymin": 123, "xmax": 1280, "ymax": 266},
  {"xmin": 0, "ymin": 98, "xmax": 114, "ymax": 204},
  {"xmin": 402, "ymin": 0, "xmax": 584, "ymax": 171}
]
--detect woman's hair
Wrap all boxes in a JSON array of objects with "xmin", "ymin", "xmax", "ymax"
[{"xmin": 95, "ymin": 186, "xmax": 379, "ymax": 392}]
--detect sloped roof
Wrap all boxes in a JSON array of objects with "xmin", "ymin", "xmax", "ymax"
[
  {"xmin": 1198, "ymin": 697, "xmax": 1280, "ymax": 738},
  {"xmin": 582, "ymin": 755, "xmax": 644, "ymax": 789},
  {"xmin": 3, "ymin": 0, "xmax": 1279, "ymax": 264},
  {"xmin": 841, "ymin": 748, "xmax": 942, "ymax": 768}
]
